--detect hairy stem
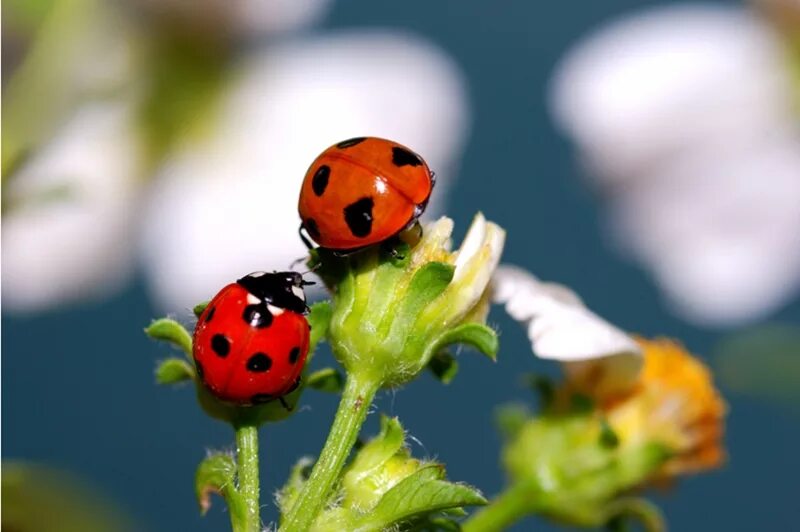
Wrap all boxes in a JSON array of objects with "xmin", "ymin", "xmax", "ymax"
[
  {"xmin": 234, "ymin": 423, "xmax": 260, "ymax": 532},
  {"xmin": 281, "ymin": 371, "xmax": 379, "ymax": 532},
  {"xmin": 462, "ymin": 482, "xmax": 537, "ymax": 532}
]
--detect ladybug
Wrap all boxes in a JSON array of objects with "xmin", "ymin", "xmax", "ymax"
[
  {"xmin": 193, "ymin": 271, "xmax": 312, "ymax": 407},
  {"xmin": 298, "ymin": 137, "xmax": 435, "ymax": 251}
]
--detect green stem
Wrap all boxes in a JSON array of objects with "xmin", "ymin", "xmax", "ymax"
[
  {"xmin": 234, "ymin": 423, "xmax": 260, "ymax": 532},
  {"xmin": 281, "ymin": 371, "xmax": 380, "ymax": 532},
  {"xmin": 462, "ymin": 482, "xmax": 537, "ymax": 532}
]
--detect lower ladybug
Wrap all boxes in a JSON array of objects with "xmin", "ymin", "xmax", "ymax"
[
  {"xmin": 193, "ymin": 271, "xmax": 312, "ymax": 407},
  {"xmin": 298, "ymin": 137, "xmax": 435, "ymax": 252}
]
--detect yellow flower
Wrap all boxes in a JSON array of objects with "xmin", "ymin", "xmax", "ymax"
[{"xmin": 602, "ymin": 337, "xmax": 726, "ymax": 478}]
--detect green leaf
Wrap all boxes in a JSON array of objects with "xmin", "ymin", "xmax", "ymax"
[
  {"xmin": 308, "ymin": 300, "xmax": 333, "ymax": 356},
  {"xmin": 145, "ymin": 318, "xmax": 192, "ymax": 357},
  {"xmin": 193, "ymin": 301, "xmax": 209, "ymax": 318},
  {"xmin": 277, "ymin": 457, "xmax": 314, "ymax": 517},
  {"xmin": 599, "ymin": 419, "xmax": 620, "ymax": 449},
  {"xmin": 344, "ymin": 416, "xmax": 406, "ymax": 485},
  {"xmin": 155, "ymin": 358, "xmax": 194, "ymax": 385},
  {"xmin": 435, "ymin": 322, "xmax": 498, "ymax": 361},
  {"xmin": 427, "ymin": 351, "xmax": 459, "ymax": 385},
  {"xmin": 357, "ymin": 465, "xmax": 486, "ymax": 530},
  {"xmin": 307, "ymin": 367, "xmax": 345, "ymax": 394},
  {"xmin": 195, "ymin": 453, "xmax": 243, "ymax": 520}
]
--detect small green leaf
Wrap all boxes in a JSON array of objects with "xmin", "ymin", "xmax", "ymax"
[
  {"xmin": 277, "ymin": 457, "xmax": 314, "ymax": 517},
  {"xmin": 193, "ymin": 301, "xmax": 209, "ymax": 318},
  {"xmin": 344, "ymin": 416, "xmax": 406, "ymax": 485},
  {"xmin": 427, "ymin": 351, "xmax": 459, "ymax": 384},
  {"xmin": 307, "ymin": 367, "xmax": 344, "ymax": 394},
  {"xmin": 495, "ymin": 404, "xmax": 530, "ymax": 440},
  {"xmin": 145, "ymin": 318, "xmax": 192, "ymax": 357},
  {"xmin": 603, "ymin": 498, "xmax": 666, "ymax": 532},
  {"xmin": 155, "ymin": 358, "xmax": 194, "ymax": 385},
  {"xmin": 195, "ymin": 453, "xmax": 243, "ymax": 520},
  {"xmin": 358, "ymin": 465, "xmax": 486, "ymax": 530},
  {"xmin": 435, "ymin": 322, "xmax": 498, "ymax": 361},
  {"xmin": 308, "ymin": 300, "xmax": 333, "ymax": 356}
]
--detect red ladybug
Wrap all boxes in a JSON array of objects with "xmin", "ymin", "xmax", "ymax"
[
  {"xmin": 298, "ymin": 137, "xmax": 435, "ymax": 251},
  {"xmin": 193, "ymin": 271, "xmax": 311, "ymax": 406}
]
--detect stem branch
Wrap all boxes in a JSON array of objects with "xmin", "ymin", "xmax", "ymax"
[
  {"xmin": 281, "ymin": 371, "xmax": 379, "ymax": 532},
  {"xmin": 462, "ymin": 482, "xmax": 537, "ymax": 532},
  {"xmin": 235, "ymin": 423, "xmax": 260, "ymax": 532}
]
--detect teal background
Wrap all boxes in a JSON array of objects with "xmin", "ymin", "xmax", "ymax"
[{"xmin": 4, "ymin": 0, "xmax": 800, "ymax": 530}]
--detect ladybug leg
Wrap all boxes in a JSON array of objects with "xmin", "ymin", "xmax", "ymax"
[
  {"xmin": 298, "ymin": 224, "xmax": 315, "ymax": 250},
  {"xmin": 279, "ymin": 397, "xmax": 293, "ymax": 412}
]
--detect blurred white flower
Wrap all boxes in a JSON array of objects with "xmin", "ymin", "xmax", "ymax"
[
  {"xmin": 492, "ymin": 265, "xmax": 643, "ymax": 398},
  {"xmin": 549, "ymin": 3, "xmax": 800, "ymax": 326},
  {"xmin": 2, "ymin": 102, "xmax": 141, "ymax": 312},
  {"xmin": 140, "ymin": 31, "xmax": 470, "ymax": 311}
]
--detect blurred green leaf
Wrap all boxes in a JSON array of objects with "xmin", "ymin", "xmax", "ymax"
[
  {"xmin": 2, "ymin": 461, "xmax": 134, "ymax": 532},
  {"xmin": 495, "ymin": 404, "xmax": 530, "ymax": 440},
  {"xmin": 715, "ymin": 325, "xmax": 800, "ymax": 412},
  {"xmin": 193, "ymin": 301, "xmax": 209, "ymax": 318},
  {"xmin": 308, "ymin": 300, "xmax": 332, "ymax": 356},
  {"xmin": 145, "ymin": 318, "xmax": 193, "ymax": 357},
  {"xmin": 306, "ymin": 367, "xmax": 344, "ymax": 394},
  {"xmin": 155, "ymin": 357, "xmax": 194, "ymax": 385}
]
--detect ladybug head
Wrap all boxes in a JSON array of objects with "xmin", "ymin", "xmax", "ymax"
[{"xmin": 236, "ymin": 271, "xmax": 313, "ymax": 314}]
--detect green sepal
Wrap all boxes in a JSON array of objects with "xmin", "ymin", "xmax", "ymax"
[
  {"xmin": 306, "ymin": 368, "xmax": 345, "ymax": 394},
  {"xmin": 195, "ymin": 453, "xmax": 243, "ymax": 520},
  {"xmin": 193, "ymin": 301, "xmax": 209, "ymax": 318},
  {"xmin": 343, "ymin": 416, "xmax": 405, "ymax": 486},
  {"xmin": 155, "ymin": 358, "xmax": 195, "ymax": 385},
  {"xmin": 145, "ymin": 318, "xmax": 192, "ymax": 358},
  {"xmin": 354, "ymin": 465, "xmax": 487, "ymax": 530},
  {"xmin": 431, "ymin": 322, "xmax": 498, "ymax": 361},
  {"xmin": 427, "ymin": 351, "xmax": 459, "ymax": 384}
]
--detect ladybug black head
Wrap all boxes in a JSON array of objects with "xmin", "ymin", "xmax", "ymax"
[{"xmin": 236, "ymin": 271, "xmax": 312, "ymax": 314}]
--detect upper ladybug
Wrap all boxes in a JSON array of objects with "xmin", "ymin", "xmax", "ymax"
[{"xmin": 298, "ymin": 137, "xmax": 435, "ymax": 251}]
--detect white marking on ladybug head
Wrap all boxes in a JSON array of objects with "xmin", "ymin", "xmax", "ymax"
[
  {"xmin": 250, "ymin": 271, "xmax": 266, "ymax": 277},
  {"xmin": 291, "ymin": 285, "xmax": 305, "ymax": 301},
  {"xmin": 247, "ymin": 293, "xmax": 261, "ymax": 305},
  {"xmin": 268, "ymin": 304, "xmax": 285, "ymax": 315}
]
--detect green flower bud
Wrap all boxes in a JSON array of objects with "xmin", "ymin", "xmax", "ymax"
[
  {"xmin": 500, "ymin": 410, "xmax": 670, "ymax": 527},
  {"xmin": 279, "ymin": 415, "xmax": 485, "ymax": 532},
  {"xmin": 320, "ymin": 213, "xmax": 505, "ymax": 387}
]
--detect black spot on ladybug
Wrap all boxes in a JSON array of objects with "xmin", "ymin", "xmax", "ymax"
[
  {"xmin": 336, "ymin": 137, "xmax": 367, "ymax": 149},
  {"xmin": 243, "ymin": 304, "xmax": 273, "ymax": 328},
  {"xmin": 251, "ymin": 393, "xmax": 274, "ymax": 404},
  {"xmin": 312, "ymin": 165, "xmax": 330, "ymax": 196},
  {"xmin": 304, "ymin": 218, "xmax": 321, "ymax": 240},
  {"xmin": 391, "ymin": 147, "xmax": 423, "ymax": 167},
  {"xmin": 211, "ymin": 334, "xmax": 230, "ymax": 357},
  {"xmin": 205, "ymin": 306, "xmax": 215, "ymax": 323},
  {"xmin": 289, "ymin": 347, "xmax": 301, "ymax": 364},
  {"xmin": 343, "ymin": 197, "xmax": 374, "ymax": 238},
  {"xmin": 247, "ymin": 352, "xmax": 273, "ymax": 372},
  {"xmin": 195, "ymin": 360, "xmax": 204, "ymax": 380}
]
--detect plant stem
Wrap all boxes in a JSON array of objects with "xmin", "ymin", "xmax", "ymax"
[
  {"xmin": 234, "ymin": 423, "xmax": 260, "ymax": 532},
  {"xmin": 462, "ymin": 482, "xmax": 537, "ymax": 532},
  {"xmin": 281, "ymin": 371, "xmax": 379, "ymax": 532}
]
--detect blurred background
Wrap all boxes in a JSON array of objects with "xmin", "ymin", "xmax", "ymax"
[{"xmin": 3, "ymin": 0, "xmax": 799, "ymax": 530}]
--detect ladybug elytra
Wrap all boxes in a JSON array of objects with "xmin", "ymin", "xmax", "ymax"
[
  {"xmin": 298, "ymin": 137, "xmax": 435, "ymax": 251},
  {"xmin": 193, "ymin": 271, "xmax": 312, "ymax": 406}
]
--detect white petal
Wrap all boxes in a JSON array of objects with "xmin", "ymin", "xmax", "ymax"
[
  {"xmin": 549, "ymin": 4, "xmax": 793, "ymax": 182},
  {"xmin": 2, "ymin": 102, "xmax": 139, "ymax": 312},
  {"xmin": 141, "ymin": 32, "xmax": 469, "ymax": 311},
  {"xmin": 492, "ymin": 265, "xmax": 642, "ymax": 395}
]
